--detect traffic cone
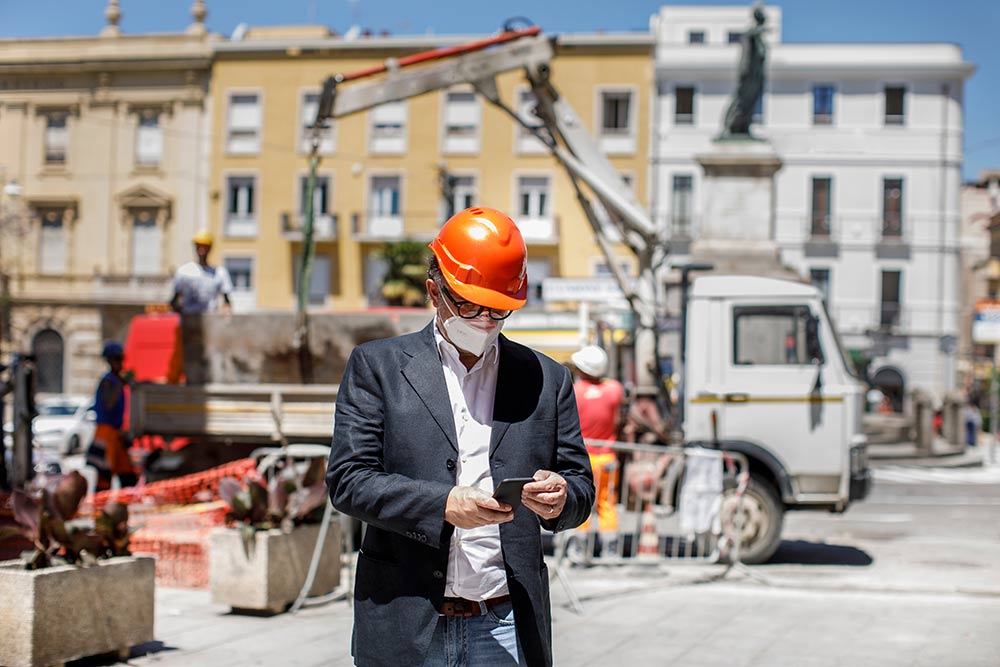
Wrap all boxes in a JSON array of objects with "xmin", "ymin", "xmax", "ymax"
[{"xmin": 637, "ymin": 502, "xmax": 659, "ymax": 559}]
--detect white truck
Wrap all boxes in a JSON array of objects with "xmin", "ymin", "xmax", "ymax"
[
  {"xmin": 683, "ymin": 275, "xmax": 869, "ymax": 562},
  {"xmin": 130, "ymin": 26, "xmax": 870, "ymax": 564}
]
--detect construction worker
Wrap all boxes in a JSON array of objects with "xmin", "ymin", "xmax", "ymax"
[
  {"xmin": 327, "ymin": 207, "xmax": 594, "ymax": 667},
  {"xmin": 167, "ymin": 230, "xmax": 232, "ymax": 382},
  {"xmin": 169, "ymin": 229, "xmax": 233, "ymax": 316},
  {"xmin": 85, "ymin": 342, "xmax": 137, "ymax": 490},
  {"xmin": 572, "ymin": 344, "xmax": 624, "ymax": 534}
]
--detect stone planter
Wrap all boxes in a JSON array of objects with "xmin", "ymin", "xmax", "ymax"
[
  {"xmin": 0, "ymin": 556, "xmax": 155, "ymax": 667},
  {"xmin": 210, "ymin": 522, "xmax": 341, "ymax": 614}
]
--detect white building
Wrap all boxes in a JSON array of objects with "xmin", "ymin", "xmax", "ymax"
[{"xmin": 651, "ymin": 5, "xmax": 975, "ymax": 405}]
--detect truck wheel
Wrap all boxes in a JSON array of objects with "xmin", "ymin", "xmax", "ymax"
[{"xmin": 720, "ymin": 473, "xmax": 783, "ymax": 565}]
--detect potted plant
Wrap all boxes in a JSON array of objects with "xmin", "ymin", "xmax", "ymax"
[
  {"xmin": 0, "ymin": 471, "xmax": 154, "ymax": 667},
  {"xmin": 210, "ymin": 456, "xmax": 341, "ymax": 614}
]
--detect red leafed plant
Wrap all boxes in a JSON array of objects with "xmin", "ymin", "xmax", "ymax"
[{"xmin": 0, "ymin": 471, "xmax": 134, "ymax": 570}]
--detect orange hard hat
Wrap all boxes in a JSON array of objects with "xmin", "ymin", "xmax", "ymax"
[{"xmin": 429, "ymin": 207, "xmax": 528, "ymax": 311}]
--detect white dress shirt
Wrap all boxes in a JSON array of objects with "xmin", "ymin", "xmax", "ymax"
[{"xmin": 433, "ymin": 323, "xmax": 508, "ymax": 601}]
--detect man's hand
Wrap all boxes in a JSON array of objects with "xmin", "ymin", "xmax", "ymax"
[
  {"xmin": 522, "ymin": 470, "xmax": 567, "ymax": 521},
  {"xmin": 445, "ymin": 486, "xmax": 514, "ymax": 529}
]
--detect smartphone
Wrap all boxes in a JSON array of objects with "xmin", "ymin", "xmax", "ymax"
[{"xmin": 492, "ymin": 477, "xmax": 535, "ymax": 509}]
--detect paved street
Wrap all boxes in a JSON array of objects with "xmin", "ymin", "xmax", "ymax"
[{"xmin": 63, "ymin": 463, "xmax": 1000, "ymax": 667}]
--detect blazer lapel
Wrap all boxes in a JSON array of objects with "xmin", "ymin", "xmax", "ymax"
[
  {"xmin": 401, "ymin": 323, "xmax": 458, "ymax": 453},
  {"xmin": 490, "ymin": 336, "xmax": 514, "ymax": 456}
]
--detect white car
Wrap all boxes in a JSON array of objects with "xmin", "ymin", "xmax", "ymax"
[{"xmin": 30, "ymin": 395, "xmax": 97, "ymax": 455}]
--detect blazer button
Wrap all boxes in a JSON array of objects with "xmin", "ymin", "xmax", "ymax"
[
  {"xmin": 446, "ymin": 459, "xmax": 456, "ymax": 471},
  {"xmin": 432, "ymin": 570, "xmax": 444, "ymax": 579}
]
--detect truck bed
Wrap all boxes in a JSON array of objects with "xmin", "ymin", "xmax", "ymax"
[{"xmin": 129, "ymin": 383, "xmax": 338, "ymax": 444}]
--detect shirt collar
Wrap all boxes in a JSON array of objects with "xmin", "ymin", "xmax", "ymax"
[{"xmin": 433, "ymin": 318, "xmax": 500, "ymax": 370}]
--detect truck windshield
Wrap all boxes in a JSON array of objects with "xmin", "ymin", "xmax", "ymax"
[{"xmin": 822, "ymin": 301, "xmax": 861, "ymax": 380}]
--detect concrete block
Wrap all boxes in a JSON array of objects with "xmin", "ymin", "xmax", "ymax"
[
  {"xmin": 0, "ymin": 556, "xmax": 155, "ymax": 667},
  {"xmin": 209, "ymin": 522, "xmax": 342, "ymax": 614}
]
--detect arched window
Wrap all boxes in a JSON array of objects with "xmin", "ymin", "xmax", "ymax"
[
  {"xmin": 872, "ymin": 366, "xmax": 905, "ymax": 413},
  {"xmin": 32, "ymin": 328, "xmax": 64, "ymax": 394}
]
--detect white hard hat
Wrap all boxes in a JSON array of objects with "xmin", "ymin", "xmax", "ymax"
[{"xmin": 572, "ymin": 345, "xmax": 608, "ymax": 377}]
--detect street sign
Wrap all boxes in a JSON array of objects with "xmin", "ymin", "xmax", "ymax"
[
  {"xmin": 541, "ymin": 277, "xmax": 628, "ymax": 304},
  {"xmin": 973, "ymin": 300, "xmax": 1000, "ymax": 344}
]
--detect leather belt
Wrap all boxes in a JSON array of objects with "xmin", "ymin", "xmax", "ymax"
[{"xmin": 438, "ymin": 595, "xmax": 512, "ymax": 617}]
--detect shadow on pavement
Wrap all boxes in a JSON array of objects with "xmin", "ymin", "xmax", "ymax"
[
  {"xmin": 67, "ymin": 641, "xmax": 177, "ymax": 666},
  {"xmin": 765, "ymin": 540, "xmax": 873, "ymax": 566}
]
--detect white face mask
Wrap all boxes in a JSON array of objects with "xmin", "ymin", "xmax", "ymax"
[{"xmin": 440, "ymin": 294, "xmax": 503, "ymax": 357}]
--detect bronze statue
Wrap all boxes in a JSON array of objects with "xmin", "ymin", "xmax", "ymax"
[{"xmin": 722, "ymin": 5, "xmax": 767, "ymax": 138}]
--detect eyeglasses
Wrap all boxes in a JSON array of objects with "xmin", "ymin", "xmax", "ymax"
[{"xmin": 438, "ymin": 282, "xmax": 513, "ymax": 321}]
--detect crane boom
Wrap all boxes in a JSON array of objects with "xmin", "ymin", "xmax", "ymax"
[{"xmin": 309, "ymin": 27, "xmax": 673, "ymax": 394}]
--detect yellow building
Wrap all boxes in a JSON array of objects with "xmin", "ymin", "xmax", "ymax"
[
  {"xmin": 0, "ymin": 2, "xmax": 214, "ymax": 394},
  {"xmin": 208, "ymin": 28, "xmax": 653, "ymax": 324}
]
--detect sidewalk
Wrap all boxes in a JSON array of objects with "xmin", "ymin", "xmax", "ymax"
[
  {"xmin": 74, "ymin": 563, "xmax": 1000, "ymax": 667},
  {"xmin": 866, "ymin": 437, "xmax": 993, "ymax": 468}
]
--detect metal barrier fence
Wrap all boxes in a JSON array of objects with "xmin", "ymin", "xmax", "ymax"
[{"xmin": 550, "ymin": 440, "xmax": 751, "ymax": 613}]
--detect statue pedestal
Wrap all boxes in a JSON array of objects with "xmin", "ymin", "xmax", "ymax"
[{"xmin": 692, "ymin": 139, "xmax": 798, "ymax": 277}]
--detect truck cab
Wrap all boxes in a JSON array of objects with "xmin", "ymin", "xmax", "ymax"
[{"xmin": 684, "ymin": 275, "xmax": 871, "ymax": 563}]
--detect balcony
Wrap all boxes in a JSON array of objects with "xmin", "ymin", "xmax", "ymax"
[
  {"xmin": 876, "ymin": 215, "xmax": 911, "ymax": 259},
  {"xmin": 803, "ymin": 214, "xmax": 840, "ymax": 258},
  {"xmin": 10, "ymin": 273, "xmax": 171, "ymax": 305},
  {"xmin": 517, "ymin": 216, "xmax": 559, "ymax": 245},
  {"xmin": 281, "ymin": 212, "xmax": 338, "ymax": 241},
  {"xmin": 224, "ymin": 215, "xmax": 258, "ymax": 239}
]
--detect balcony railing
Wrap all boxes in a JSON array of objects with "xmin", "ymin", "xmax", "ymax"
[
  {"xmin": 281, "ymin": 212, "xmax": 338, "ymax": 241},
  {"xmin": 10, "ymin": 273, "xmax": 171, "ymax": 304},
  {"xmin": 224, "ymin": 215, "xmax": 258, "ymax": 238},
  {"xmin": 879, "ymin": 214, "xmax": 907, "ymax": 243},
  {"xmin": 517, "ymin": 215, "xmax": 559, "ymax": 244}
]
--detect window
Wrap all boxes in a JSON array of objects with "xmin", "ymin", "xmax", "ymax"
[
  {"xmin": 37, "ymin": 207, "xmax": 67, "ymax": 274},
  {"xmin": 675, "ymin": 86, "xmax": 695, "ymax": 125},
  {"xmin": 810, "ymin": 177, "xmax": 832, "ymax": 237},
  {"xmin": 44, "ymin": 112, "xmax": 68, "ymax": 164},
  {"xmin": 225, "ymin": 175, "xmax": 257, "ymax": 237},
  {"xmin": 752, "ymin": 93, "xmax": 763, "ymax": 125},
  {"xmin": 882, "ymin": 177, "xmax": 904, "ymax": 238},
  {"xmin": 446, "ymin": 175, "xmax": 476, "ymax": 217},
  {"xmin": 293, "ymin": 252, "xmax": 331, "ymax": 306},
  {"xmin": 884, "ymin": 86, "xmax": 905, "ymax": 125},
  {"xmin": 516, "ymin": 89, "xmax": 546, "ymax": 154},
  {"xmin": 880, "ymin": 270, "xmax": 901, "ymax": 328},
  {"xmin": 224, "ymin": 257, "xmax": 255, "ymax": 311},
  {"xmin": 299, "ymin": 175, "xmax": 330, "ymax": 217},
  {"xmin": 443, "ymin": 90, "xmax": 480, "ymax": 154},
  {"xmin": 130, "ymin": 209, "xmax": 161, "ymax": 275},
  {"xmin": 601, "ymin": 91, "xmax": 632, "ymax": 135},
  {"xmin": 734, "ymin": 306, "xmax": 816, "ymax": 366},
  {"xmin": 813, "ymin": 85, "xmax": 834, "ymax": 125},
  {"xmin": 226, "ymin": 93, "xmax": 261, "ymax": 154},
  {"xmin": 135, "ymin": 110, "xmax": 162, "ymax": 166},
  {"xmin": 727, "ymin": 31, "xmax": 743, "ymax": 44},
  {"xmin": 517, "ymin": 175, "xmax": 554, "ymax": 241},
  {"xmin": 370, "ymin": 101, "xmax": 407, "ymax": 153},
  {"xmin": 671, "ymin": 174, "xmax": 693, "ymax": 237},
  {"xmin": 809, "ymin": 268, "xmax": 831, "ymax": 303},
  {"xmin": 525, "ymin": 257, "xmax": 552, "ymax": 306},
  {"xmin": 298, "ymin": 175, "xmax": 334, "ymax": 237},
  {"xmin": 688, "ymin": 31, "xmax": 705, "ymax": 44},
  {"xmin": 363, "ymin": 251, "xmax": 390, "ymax": 305},
  {"xmin": 518, "ymin": 176, "xmax": 549, "ymax": 219},
  {"xmin": 299, "ymin": 92, "xmax": 334, "ymax": 154},
  {"xmin": 368, "ymin": 175, "xmax": 402, "ymax": 236},
  {"xmin": 32, "ymin": 329, "xmax": 64, "ymax": 394}
]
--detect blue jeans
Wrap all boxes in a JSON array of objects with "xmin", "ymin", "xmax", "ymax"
[{"xmin": 423, "ymin": 601, "xmax": 522, "ymax": 666}]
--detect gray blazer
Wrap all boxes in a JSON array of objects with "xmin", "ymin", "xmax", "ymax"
[{"xmin": 327, "ymin": 323, "xmax": 594, "ymax": 667}]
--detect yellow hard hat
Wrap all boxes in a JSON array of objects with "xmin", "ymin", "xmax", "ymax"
[{"xmin": 192, "ymin": 229, "xmax": 213, "ymax": 246}]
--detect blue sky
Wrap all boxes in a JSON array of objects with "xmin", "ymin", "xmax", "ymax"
[{"xmin": 2, "ymin": 0, "xmax": 997, "ymax": 181}]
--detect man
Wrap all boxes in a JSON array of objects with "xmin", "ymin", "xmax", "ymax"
[
  {"xmin": 327, "ymin": 207, "xmax": 594, "ymax": 667},
  {"xmin": 167, "ymin": 230, "xmax": 232, "ymax": 383},
  {"xmin": 169, "ymin": 229, "xmax": 233, "ymax": 316},
  {"xmin": 571, "ymin": 345, "xmax": 624, "ymax": 534},
  {"xmin": 85, "ymin": 342, "xmax": 136, "ymax": 490}
]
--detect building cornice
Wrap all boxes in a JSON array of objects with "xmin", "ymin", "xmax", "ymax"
[
  {"xmin": 213, "ymin": 31, "xmax": 652, "ymax": 57},
  {"xmin": 0, "ymin": 34, "xmax": 216, "ymax": 73},
  {"xmin": 657, "ymin": 43, "xmax": 976, "ymax": 79}
]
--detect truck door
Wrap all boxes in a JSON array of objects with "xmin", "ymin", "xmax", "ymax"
[{"xmin": 718, "ymin": 303, "xmax": 845, "ymax": 499}]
